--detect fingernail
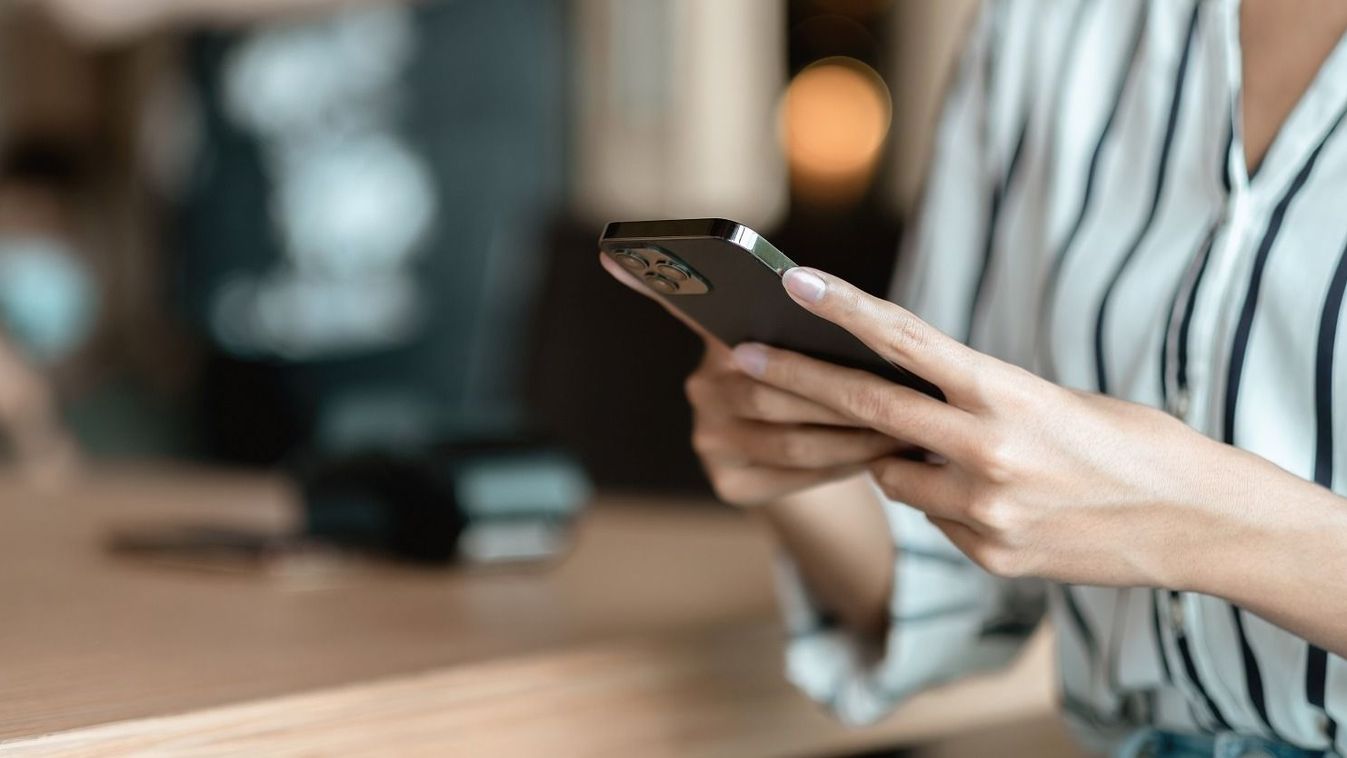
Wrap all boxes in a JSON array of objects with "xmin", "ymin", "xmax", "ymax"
[
  {"xmin": 733, "ymin": 343, "xmax": 769, "ymax": 377},
  {"xmin": 783, "ymin": 268, "xmax": 826, "ymax": 304}
]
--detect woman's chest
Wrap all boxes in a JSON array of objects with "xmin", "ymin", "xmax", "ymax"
[{"xmin": 1041, "ymin": 148, "xmax": 1347, "ymax": 480}]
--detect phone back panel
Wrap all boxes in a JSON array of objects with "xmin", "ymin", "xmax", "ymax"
[{"xmin": 599, "ymin": 219, "xmax": 943, "ymax": 401}]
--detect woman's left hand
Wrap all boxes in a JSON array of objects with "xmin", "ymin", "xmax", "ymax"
[{"xmin": 733, "ymin": 267, "xmax": 1283, "ymax": 590}]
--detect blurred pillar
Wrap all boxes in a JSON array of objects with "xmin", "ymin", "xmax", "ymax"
[{"xmin": 571, "ymin": 0, "xmax": 787, "ymax": 230}]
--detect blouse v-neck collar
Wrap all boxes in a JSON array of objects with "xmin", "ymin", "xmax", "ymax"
[{"xmin": 1216, "ymin": 0, "xmax": 1347, "ymax": 200}]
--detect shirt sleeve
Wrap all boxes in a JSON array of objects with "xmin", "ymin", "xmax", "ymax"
[
  {"xmin": 778, "ymin": 495, "xmax": 1047, "ymax": 725},
  {"xmin": 775, "ymin": 0, "xmax": 1049, "ymax": 726}
]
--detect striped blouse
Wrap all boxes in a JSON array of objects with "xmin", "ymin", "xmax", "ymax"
[{"xmin": 776, "ymin": 0, "xmax": 1347, "ymax": 753}]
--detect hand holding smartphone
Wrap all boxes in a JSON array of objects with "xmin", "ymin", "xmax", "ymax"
[
  {"xmin": 597, "ymin": 218, "xmax": 935, "ymax": 507},
  {"xmin": 598, "ymin": 218, "xmax": 943, "ymax": 400}
]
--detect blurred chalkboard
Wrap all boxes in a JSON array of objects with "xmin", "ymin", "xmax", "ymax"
[{"xmin": 174, "ymin": 0, "xmax": 566, "ymax": 464}]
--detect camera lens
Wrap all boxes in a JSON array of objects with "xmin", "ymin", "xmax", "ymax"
[
  {"xmin": 654, "ymin": 262, "xmax": 690, "ymax": 282},
  {"xmin": 613, "ymin": 251, "xmax": 648, "ymax": 272},
  {"xmin": 644, "ymin": 273, "xmax": 680, "ymax": 294}
]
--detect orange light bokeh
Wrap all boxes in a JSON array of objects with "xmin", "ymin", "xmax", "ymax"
[{"xmin": 779, "ymin": 57, "xmax": 891, "ymax": 206}]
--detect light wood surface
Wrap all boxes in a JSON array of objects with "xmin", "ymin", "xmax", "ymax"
[
  {"xmin": 0, "ymin": 465, "xmax": 1066, "ymax": 756},
  {"xmin": 4, "ymin": 627, "xmax": 1064, "ymax": 757}
]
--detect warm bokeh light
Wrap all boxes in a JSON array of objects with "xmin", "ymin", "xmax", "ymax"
[{"xmin": 779, "ymin": 56, "xmax": 891, "ymax": 205}]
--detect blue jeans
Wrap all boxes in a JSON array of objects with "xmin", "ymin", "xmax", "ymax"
[{"xmin": 1114, "ymin": 729, "xmax": 1329, "ymax": 758}]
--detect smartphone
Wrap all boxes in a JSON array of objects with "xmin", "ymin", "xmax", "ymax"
[{"xmin": 599, "ymin": 218, "xmax": 944, "ymax": 401}]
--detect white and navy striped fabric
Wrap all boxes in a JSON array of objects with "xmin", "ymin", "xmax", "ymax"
[{"xmin": 777, "ymin": 0, "xmax": 1347, "ymax": 753}]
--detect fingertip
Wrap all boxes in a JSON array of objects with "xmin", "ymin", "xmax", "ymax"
[
  {"xmin": 732, "ymin": 342, "xmax": 770, "ymax": 378},
  {"xmin": 782, "ymin": 267, "xmax": 827, "ymax": 305}
]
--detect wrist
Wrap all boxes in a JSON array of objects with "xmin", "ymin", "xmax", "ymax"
[
  {"xmin": 1137, "ymin": 438, "xmax": 1265, "ymax": 593},
  {"xmin": 1162, "ymin": 443, "xmax": 1344, "ymax": 603}
]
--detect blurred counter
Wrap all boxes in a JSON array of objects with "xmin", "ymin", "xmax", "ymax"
[{"xmin": 0, "ymin": 466, "xmax": 1065, "ymax": 756}]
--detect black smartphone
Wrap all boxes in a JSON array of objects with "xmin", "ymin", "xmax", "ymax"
[{"xmin": 599, "ymin": 218, "xmax": 944, "ymax": 401}]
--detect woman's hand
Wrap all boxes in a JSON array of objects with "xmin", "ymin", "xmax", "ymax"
[
  {"xmin": 734, "ymin": 266, "xmax": 1288, "ymax": 590},
  {"xmin": 599, "ymin": 254, "xmax": 905, "ymax": 506}
]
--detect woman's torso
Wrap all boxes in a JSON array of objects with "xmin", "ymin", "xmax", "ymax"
[{"xmin": 969, "ymin": 0, "xmax": 1347, "ymax": 749}]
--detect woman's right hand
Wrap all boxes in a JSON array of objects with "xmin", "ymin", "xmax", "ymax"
[{"xmin": 599, "ymin": 253, "xmax": 903, "ymax": 506}]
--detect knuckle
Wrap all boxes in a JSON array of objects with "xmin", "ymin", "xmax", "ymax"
[
  {"xmin": 966, "ymin": 489, "xmax": 1017, "ymax": 533},
  {"xmin": 877, "ymin": 474, "xmax": 904, "ymax": 502},
  {"xmin": 969, "ymin": 542, "xmax": 1023, "ymax": 578},
  {"xmin": 707, "ymin": 473, "xmax": 740, "ymax": 504},
  {"xmin": 885, "ymin": 312, "xmax": 930, "ymax": 359},
  {"xmin": 841, "ymin": 384, "xmax": 892, "ymax": 425},
  {"xmin": 960, "ymin": 364, "xmax": 991, "ymax": 403},
  {"xmin": 773, "ymin": 432, "xmax": 811, "ymax": 466},
  {"xmin": 973, "ymin": 433, "xmax": 1019, "ymax": 482},
  {"xmin": 1005, "ymin": 365, "xmax": 1050, "ymax": 405},
  {"xmin": 707, "ymin": 474, "xmax": 735, "ymax": 503},
  {"xmin": 870, "ymin": 459, "xmax": 900, "ymax": 494},
  {"xmin": 690, "ymin": 425, "xmax": 720, "ymax": 457},
  {"xmin": 709, "ymin": 470, "xmax": 757, "ymax": 506}
]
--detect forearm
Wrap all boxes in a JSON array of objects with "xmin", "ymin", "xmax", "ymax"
[
  {"xmin": 1168, "ymin": 443, "xmax": 1347, "ymax": 657},
  {"xmin": 754, "ymin": 474, "xmax": 894, "ymax": 638}
]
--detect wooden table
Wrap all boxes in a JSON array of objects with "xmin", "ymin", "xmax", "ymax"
[{"xmin": 0, "ymin": 465, "xmax": 1068, "ymax": 756}]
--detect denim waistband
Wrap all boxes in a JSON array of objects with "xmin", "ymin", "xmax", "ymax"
[{"xmin": 1114, "ymin": 729, "xmax": 1329, "ymax": 758}]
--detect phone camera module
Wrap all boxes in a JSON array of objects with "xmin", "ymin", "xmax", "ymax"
[{"xmin": 611, "ymin": 246, "xmax": 709, "ymax": 295}]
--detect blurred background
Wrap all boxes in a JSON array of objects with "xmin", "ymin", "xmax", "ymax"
[{"xmin": 0, "ymin": 0, "xmax": 977, "ymax": 494}]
